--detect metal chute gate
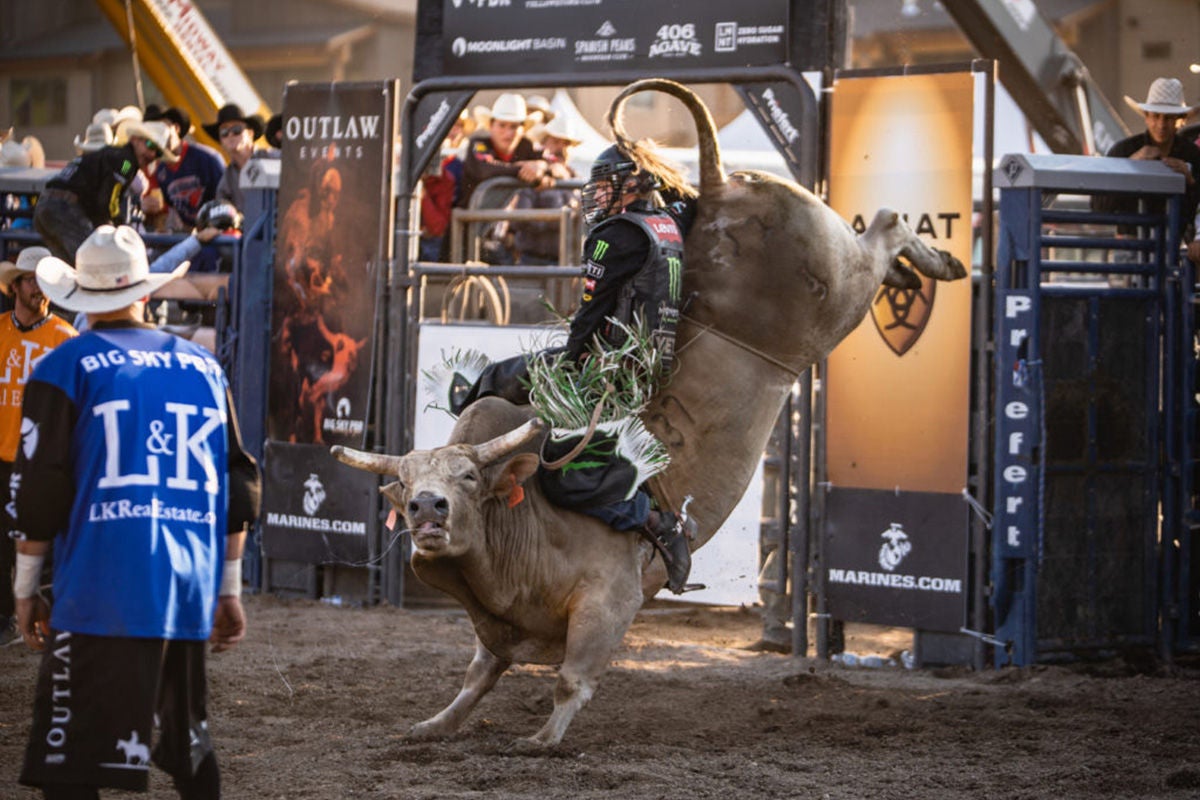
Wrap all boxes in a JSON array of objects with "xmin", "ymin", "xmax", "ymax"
[{"xmin": 991, "ymin": 153, "xmax": 1197, "ymax": 665}]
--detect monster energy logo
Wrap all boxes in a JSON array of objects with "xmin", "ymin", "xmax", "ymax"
[
  {"xmin": 667, "ymin": 256, "xmax": 682, "ymax": 300},
  {"xmin": 592, "ymin": 239, "xmax": 610, "ymax": 261},
  {"xmin": 559, "ymin": 435, "xmax": 617, "ymax": 473}
]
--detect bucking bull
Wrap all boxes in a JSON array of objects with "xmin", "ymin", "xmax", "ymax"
[{"xmin": 332, "ymin": 79, "xmax": 966, "ymax": 746}]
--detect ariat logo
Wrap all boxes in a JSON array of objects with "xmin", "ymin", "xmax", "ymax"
[
  {"xmin": 870, "ymin": 278, "xmax": 935, "ymax": 356},
  {"xmin": 302, "ymin": 473, "xmax": 326, "ymax": 516},
  {"xmin": 592, "ymin": 239, "xmax": 610, "ymax": 261}
]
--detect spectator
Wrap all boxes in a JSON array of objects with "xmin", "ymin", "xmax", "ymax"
[
  {"xmin": 525, "ymin": 94, "xmax": 556, "ymax": 127},
  {"xmin": 264, "ymin": 113, "xmax": 284, "ymax": 155},
  {"xmin": 509, "ymin": 114, "xmax": 583, "ymax": 265},
  {"xmin": 0, "ymin": 133, "xmax": 46, "ymax": 232},
  {"xmin": 12, "ymin": 224, "xmax": 261, "ymax": 797},
  {"xmin": 142, "ymin": 107, "xmax": 224, "ymax": 228},
  {"xmin": 33, "ymin": 120, "xmax": 176, "ymax": 262},
  {"xmin": 0, "ymin": 246, "xmax": 76, "ymax": 646},
  {"xmin": 419, "ymin": 109, "xmax": 474, "ymax": 262},
  {"xmin": 456, "ymin": 93, "xmax": 553, "ymax": 210},
  {"xmin": 144, "ymin": 106, "xmax": 226, "ymax": 271},
  {"xmin": 1094, "ymin": 77, "xmax": 1200, "ymax": 263},
  {"xmin": 203, "ymin": 103, "xmax": 266, "ymax": 211}
]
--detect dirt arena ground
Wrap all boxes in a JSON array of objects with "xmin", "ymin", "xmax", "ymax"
[{"xmin": 3, "ymin": 594, "xmax": 1199, "ymax": 800}]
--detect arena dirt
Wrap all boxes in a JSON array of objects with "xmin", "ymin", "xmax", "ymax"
[{"xmin": 3, "ymin": 594, "xmax": 1199, "ymax": 799}]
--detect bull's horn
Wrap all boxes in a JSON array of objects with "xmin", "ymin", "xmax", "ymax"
[
  {"xmin": 330, "ymin": 445, "xmax": 404, "ymax": 475},
  {"xmin": 473, "ymin": 418, "xmax": 546, "ymax": 465}
]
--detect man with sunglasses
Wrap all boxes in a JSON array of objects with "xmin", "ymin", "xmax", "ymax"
[
  {"xmin": 33, "ymin": 120, "xmax": 177, "ymax": 262},
  {"xmin": 204, "ymin": 104, "xmax": 267, "ymax": 213}
]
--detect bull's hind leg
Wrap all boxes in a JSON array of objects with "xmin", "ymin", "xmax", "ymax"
[
  {"xmin": 409, "ymin": 639, "xmax": 510, "ymax": 739},
  {"xmin": 523, "ymin": 593, "xmax": 642, "ymax": 746}
]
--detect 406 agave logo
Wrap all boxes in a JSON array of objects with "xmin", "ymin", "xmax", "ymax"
[{"xmin": 648, "ymin": 23, "xmax": 701, "ymax": 58}]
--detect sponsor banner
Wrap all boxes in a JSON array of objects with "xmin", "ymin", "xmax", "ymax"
[
  {"xmin": 440, "ymin": 0, "xmax": 788, "ymax": 76},
  {"xmin": 261, "ymin": 441, "xmax": 377, "ymax": 564},
  {"xmin": 991, "ymin": 287, "xmax": 1039, "ymax": 558},
  {"xmin": 824, "ymin": 488, "xmax": 969, "ymax": 632},
  {"xmin": 734, "ymin": 80, "xmax": 818, "ymax": 187},
  {"xmin": 826, "ymin": 71, "xmax": 975, "ymax": 493},
  {"xmin": 267, "ymin": 81, "xmax": 396, "ymax": 448},
  {"xmin": 407, "ymin": 90, "xmax": 475, "ymax": 191}
]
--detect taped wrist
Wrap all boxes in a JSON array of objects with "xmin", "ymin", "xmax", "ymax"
[
  {"xmin": 219, "ymin": 558, "xmax": 242, "ymax": 597},
  {"xmin": 14, "ymin": 552, "xmax": 45, "ymax": 600}
]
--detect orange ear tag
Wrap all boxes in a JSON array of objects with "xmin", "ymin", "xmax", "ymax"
[
  {"xmin": 385, "ymin": 507, "xmax": 398, "ymax": 530},
  {"xmin": 507, "ymin": 484, "xmax": 525, "ymax": 508}
]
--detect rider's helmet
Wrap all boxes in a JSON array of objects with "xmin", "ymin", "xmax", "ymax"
[
  {"xmin": 196, "ymin": 199, "xmax": 243, "ymax": 233},
  {"xmin": 581, "ymin": 143, "xmax": 659, "ymax": 225}
]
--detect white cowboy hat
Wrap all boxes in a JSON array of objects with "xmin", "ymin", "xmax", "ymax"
[
  {"xmin": 74, "ymin": 121, "xmax": 114, "ymax": 154},
  {"xmin": 36, "ymin": 225, "xmax": 189, "ymax": 314},
  {"xmin": 1124, "ymin": 77, "xmax": 1197, "ymax": 116},
  {"xmin": 475, "ymin": 93, "xmax": 533, "ymax": 128},
  {"xmin": 525, "ymin": 94, "xmax": 555, "ymax": 124},
  {"xmin": 0, "ymin": 246, "xmax": 51, "ymax": 292},
  {"xmin": 123, "ymin": 120, "xmax": 180, "ymax": 164},
  {"xmin": 0, "ymin": 136, "xmax": 44, "ymax": 169},
  {"xmin": 530, "ymin": 114, "xmax": 582, "ymax": 147}
]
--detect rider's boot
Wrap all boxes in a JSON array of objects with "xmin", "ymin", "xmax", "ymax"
[{"xmin": 642, "ymin": 510, "xmax": 696, "ymax": 595}]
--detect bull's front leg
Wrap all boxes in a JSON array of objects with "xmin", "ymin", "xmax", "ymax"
[
  {"xmin": 523, "ymin": 593, "xmax": 642, "ymax": 747},
  {"xmin": 409, "ymin": 638, "xmax": 510, "ymax": 739}
]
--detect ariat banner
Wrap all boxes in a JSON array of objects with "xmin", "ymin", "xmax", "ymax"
[
  {"xmin": 826, "ymin": 71, "xmax": 974, "ymax": 493},
  {"xmin": 266, "ymin": 81, "xmax": 396, "ymax": 448}
]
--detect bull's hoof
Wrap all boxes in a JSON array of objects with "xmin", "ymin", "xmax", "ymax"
[{"xmin": 407, "ymin": 720, "xmax": 452, "ymax": 741}]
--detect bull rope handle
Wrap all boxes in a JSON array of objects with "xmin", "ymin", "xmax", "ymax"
[{"xmin": 540, "ymin": 382, "xmax": 615, "ymax": 470}]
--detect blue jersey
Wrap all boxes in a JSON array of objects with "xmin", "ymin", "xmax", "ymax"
[{"xmin": 12, "ymin": 323, "xmax": 259, "ymax": 640}]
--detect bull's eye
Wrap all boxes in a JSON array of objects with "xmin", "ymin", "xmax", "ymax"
[{"xmin": 460, "ymin": 471, "xmax": 477, "ymax": 484}]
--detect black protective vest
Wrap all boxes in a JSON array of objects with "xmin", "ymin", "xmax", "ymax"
[{"xmin": 595, "ymin": 203, "xmax": 685, "ymax": 369}]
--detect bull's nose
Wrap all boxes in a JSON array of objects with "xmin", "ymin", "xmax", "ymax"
[{"xmin": 409, "ymin": 492, "xmax": 449, "ymax": 520}]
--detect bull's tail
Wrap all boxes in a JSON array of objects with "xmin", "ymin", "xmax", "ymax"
[{"xmin": 606, "ymin": 79, "xmax": 725, "ymax": 194}]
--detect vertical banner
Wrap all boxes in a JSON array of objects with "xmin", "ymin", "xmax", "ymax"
[
  {"xmin": 822, "ymin": 71, "xmax": 976, "ymax": 632},
  {"xmin": 267, "ymin": 81, "xmax": 395, "ymax": 448}
]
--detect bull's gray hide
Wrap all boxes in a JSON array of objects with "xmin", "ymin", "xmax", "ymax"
[{"xmin": 332, "ymin": 79, "xmax": 966, "ymax": 746}]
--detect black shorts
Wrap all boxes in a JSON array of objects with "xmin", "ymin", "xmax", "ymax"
[{"xmin": 20, "ymin": 629, "xmax": 213, "ymax": 792}]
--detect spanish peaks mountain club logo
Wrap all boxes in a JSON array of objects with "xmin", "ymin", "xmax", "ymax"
[
  {"xmin": 302, "ymin": 473, "xmax": 327, "ymax": 517},
  {"xmin": 878, "ymin": 523, "xmax": 913, "ymax": 572},
  {"xmin": 871, "ymin": 277, "xmax": 935, "ymax": 356},
  {"xmin": 597, "ymin": 20, "xmax": 617, "ymax": 37}
]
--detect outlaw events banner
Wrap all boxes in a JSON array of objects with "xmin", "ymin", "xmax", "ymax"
[
  {"xmin": 440, "ymin": 0, "xmax": 789, "ymax": 76},
  {"xmin": 267, "ymin": 81, "xmax": 395, "ymax": 448},
  {"xmin": 822, "ymin": 71, "xmax": 977, "ymax": 632}
]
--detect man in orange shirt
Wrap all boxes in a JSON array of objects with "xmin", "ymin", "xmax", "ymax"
[{"xmin": 0, "ymin": 247, "xmax": 76, "ymax": 644}]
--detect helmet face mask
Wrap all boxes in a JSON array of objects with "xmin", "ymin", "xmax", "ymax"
[{"xmin": 582, "ymin": 144, "xmax": 639, "ymax": 225}]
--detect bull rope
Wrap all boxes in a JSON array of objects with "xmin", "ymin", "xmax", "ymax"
[{"xmin": 677, "ymin": 313, "xmax": 804, "ymax": 380}]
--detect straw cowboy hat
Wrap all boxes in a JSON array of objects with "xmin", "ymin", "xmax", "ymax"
[
  {"xmin": 202, "ymin": 103, "xmax": 266, "ymax": 141},
  {"xmin": 529, "ymin": 114, "xmax": 582, "ymax": 147},
  {"xmin": 74, "ymin": 121, "xmax": 114, "ymax": 154},
  {"xmin": 0, "ymin": 246, "xmax": 51, "ymax": 293},
  {"xmin": 123, "ymin": 120, "xmax": 180, "ymax": 164},
  {"xmin": 36, "ymin": 225, "xmax": 189, "ymax": 314},
  {"xmin": 473, "ymin": 93, "xmax": 534, "ymax": 129},
  {"xmin": 1124, "ymin": 77, "xmax": 1197, "ymax": 116}
]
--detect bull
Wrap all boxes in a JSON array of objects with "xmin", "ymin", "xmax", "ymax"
[{"xmin": 332, "ymin": 79, "xmax": 966, "ymax": 746}]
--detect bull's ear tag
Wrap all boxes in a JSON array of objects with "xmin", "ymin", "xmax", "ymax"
[
  {"xmin": 507, "ymin": 483, "xmax": 525, "ymax": 509},
  {"xmin": 385, "ymin": 507, "xmax": 398, "ymax": 530}
]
